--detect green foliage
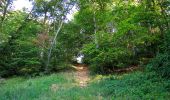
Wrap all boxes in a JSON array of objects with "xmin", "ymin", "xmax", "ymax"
[
  {"xmin": 0, "ymin": 0, "xmax": 169, "ymax": 99},
  {"xmin": 79, "ymin": 0, "xmax": 166, "ymax": 73},
  {"xmin": 0, "ymin": 0, "xmax": 169, "ymax": 81},
  {"xmin": 147, "ymin": 53, "xmax": 170, "ymax": 78},
  {"xmin": 0, "ymin": 73, "xmax": 74, "ymax": 100},
  {"xmin": 93, "ymin": 71, "xmax": 170, "ymax": 99},
  {"xmin": 144, "ymin": 0, "xmax": 170, "ymax": 79},
  {"xmin": 0, "ymin": 11, "xmax": 43, "ymax": 77},
  {"xmin": 0, "ymin": 1, "xmax": 83, "ymax": 77},
  {"xmin": 82, "ymin": 40, "xmax": 133, "ymax": 73},
  {"xmin": 46, "ymin": 22, "xmax": 84, "ymax": 71},
  {"xmin": 0, "ymin": 71, "xmax": 169, "ymax": 100},
  {"xmin": 147, "ymin": 30, "xmax": 170, "ymax": 79}
]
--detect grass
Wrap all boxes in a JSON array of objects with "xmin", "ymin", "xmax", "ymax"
[{"xmin": 0, "ymin": 71, "xmax": 170, "ymax": 100}]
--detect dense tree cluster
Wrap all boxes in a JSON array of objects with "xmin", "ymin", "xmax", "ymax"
[
  {"xmin": 0, "ymin": 0, "xmax": 80, "ymax": 77},
  {"xmin": 77, "ymin": 0, "xmax": 170, "ymax": 75},
  {"xmin": 0, "ymin": 0, "xmax": 169, "ymax": 77}
]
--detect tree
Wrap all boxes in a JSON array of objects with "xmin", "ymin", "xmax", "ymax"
[
  {"xmin": 79, "ymin": 0, "xmax": 169, "ymax": 73},
  {"xmin": 0, "ymin": 10, "xmax": 43, "ymax": 76},
  {"xmin": 0, "ymin": 0, "xmax": 13, "ymax": 22},
  {"xmin": 29, "ymin": 0, "xmax": 77, "ymax": 72}
]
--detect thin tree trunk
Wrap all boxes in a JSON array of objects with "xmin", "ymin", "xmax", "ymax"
[
  {"xmin": 93, "ymin": 6, "xmax": 99, "ymax": 48},
  {"xmin": 45, "ymin": 21, "xmax": 63, "ymax": 72},
  {"xmin": 88, "ymin": 0, "xmax": 99, "ymax": 48},
  {"xmin": 1, "ymin": 0, "xmax": 10, "ymax": 22}
]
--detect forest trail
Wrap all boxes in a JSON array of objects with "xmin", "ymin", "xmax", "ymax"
[{"xmin": 71, "ymin": 64, "xmax": 90, "ymax": 87}]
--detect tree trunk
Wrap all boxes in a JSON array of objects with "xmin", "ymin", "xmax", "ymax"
[
  {"xmin": 45, "ymin": 21, "xmax": 63, "ymax": 72},
  {"xmin": 93, "ymin": 7, "xmax": 99, "ymax": 48},
  {"xmin": 1, "ymin": 0, "xmax": 10, "ymax": 22}
]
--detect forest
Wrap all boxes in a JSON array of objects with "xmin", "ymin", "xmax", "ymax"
[{"xmin": 0, "ymin": 0, "xmax": 170, "ymax": 99}]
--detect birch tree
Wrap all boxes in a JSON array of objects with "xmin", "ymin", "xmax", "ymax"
[{"xmin": 33, "ymin": 0, "xmax": 76, "ymax": 72}]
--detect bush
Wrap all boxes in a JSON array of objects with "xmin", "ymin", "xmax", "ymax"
[
  {"xmin": 147, "ymin": 53, "xmax": 170, "ymax": 78},
  {"xmin": 0, "ymin": 12, "xmax": 43, "ymax": 77},
  {"xmin": 147, "ymin": 30, "xmax": 170, "ymax": 79},
  {"xmin": 82, "ymin": 29, "xmax": 157, "ymax": 73},
  {"xmin": 82, "ymin": 32, "xmax": 134, "ymax": 73}
]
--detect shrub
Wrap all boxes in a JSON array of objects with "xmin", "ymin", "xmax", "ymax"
[{"xmin": 147, "ymin": 30, "xmax": 170, "ymax": 79}]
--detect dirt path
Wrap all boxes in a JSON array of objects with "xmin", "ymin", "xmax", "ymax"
[{"xmin": 71, "ymin": 64, "xmax": 90, "ymax": 87}]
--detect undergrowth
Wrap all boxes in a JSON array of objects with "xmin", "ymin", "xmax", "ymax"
[{"xmin": 0, "ymin": 71, "xmax": 169, "ymax": 100}]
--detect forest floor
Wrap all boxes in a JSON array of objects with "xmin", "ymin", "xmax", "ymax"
[{"xmin": 0, "ymin": 65, "xmax": 169, "ymax": 100}]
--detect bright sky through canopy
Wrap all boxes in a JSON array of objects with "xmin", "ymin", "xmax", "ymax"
[
  {"xmin": 13, "ymin": 0, "xmax": 33, "ymax": 11},
  {"xmin": 12, "ymin": 0, "xmax": 77, "ymax": 21}
]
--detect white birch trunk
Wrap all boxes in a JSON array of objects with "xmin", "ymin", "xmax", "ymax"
[{"xmin": 45, "ymin": 21, "xmax": 63, "ymax": 72}]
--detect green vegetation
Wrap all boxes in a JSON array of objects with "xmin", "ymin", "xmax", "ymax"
[
  {"xmin": 0, "ymin": 0, "xmax": 170, "ymax": 99},
  {"xmin": 0, "ymin": 71, "xmax": 169, "ymax": 100}
]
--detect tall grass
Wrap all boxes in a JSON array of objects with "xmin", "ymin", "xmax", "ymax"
[{"xmin": 0, "ymin": 71, "xmax": 169, "ymax": 100}]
